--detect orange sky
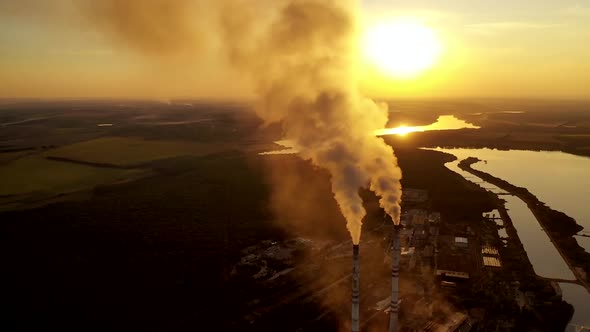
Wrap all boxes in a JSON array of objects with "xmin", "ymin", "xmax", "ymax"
[{"xmin": 1, "ymin": 0, "xmax": 589, "ymax": 100}]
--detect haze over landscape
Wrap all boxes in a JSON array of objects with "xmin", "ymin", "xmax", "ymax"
[{"xmin": 1, "ymin": 1, "xmax": 589, "ymax": 332}]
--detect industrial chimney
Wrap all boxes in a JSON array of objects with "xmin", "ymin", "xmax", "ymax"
[
  {"xmin": 352, "ymin": 244, "xmax": 360, "ymax": 332},
  {"xmin": 389, "ymin": 225, "xmax": 401, "ymax": 332}
]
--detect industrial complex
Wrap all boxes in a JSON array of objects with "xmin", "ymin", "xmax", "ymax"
[{"xmin": 228, "ymin": 184, "xmax": 578, "ymax": 331}]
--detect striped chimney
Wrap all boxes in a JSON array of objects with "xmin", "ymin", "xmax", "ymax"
[
  {"xmin": 352, "ymin": 244, "xmax": 360, "ymax": 332},
  {"xmin": 389, "ymin": 225, "xmax": 401, "ymax": 332}
]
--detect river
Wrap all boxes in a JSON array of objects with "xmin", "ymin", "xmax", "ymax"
[
  {"xmin": 433, "ymin": 148, "xmax": 590, "ymax": 252},
  {"xmin": 434, "ymin": 147, "xmax": 590, "ymax": 331}
]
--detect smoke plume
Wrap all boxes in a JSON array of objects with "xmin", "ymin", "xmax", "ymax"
[
  {"xmin": 217, "ymin": 0, "xmax": 403, "ymax": 242},
  {"xmin": 7, "ymin": 0, "xmax": 403, "ymax": 242},
  {"xmin": 78, "ymin": 0, "xmax": 209, "ymax": 56}
]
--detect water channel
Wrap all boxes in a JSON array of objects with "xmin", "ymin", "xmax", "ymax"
[{"xmin": 434, "ymin": 148, "xmax": 590, "ymax": 330}]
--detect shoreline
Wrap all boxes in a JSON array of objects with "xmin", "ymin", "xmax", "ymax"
[{"xmin": 458, "ymin": 157, "xmax": 590, "ymax": 294}]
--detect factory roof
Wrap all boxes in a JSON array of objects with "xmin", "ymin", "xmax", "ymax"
[
  {"xmin": 483, "ymin": 256, "xmax": 502, "ymax": 268},
  {"xmin": 482, "ymin": 245, "xmax": 499, "ymax": 256},
  {"xmin": 436, "ymin": 269, "xmax": 470, "ymax": 279},
  {"xmin": 455, "ymin": 237, "xmax": 468, "ymax": 244}
]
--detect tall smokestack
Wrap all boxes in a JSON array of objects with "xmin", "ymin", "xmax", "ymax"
[
  {"xmin": 389, "ymin": 225, "xmax": 401, "ymax": 332},
  {"xmin": 352, "ymin": 244, "xmax": 360, "ymax": 332}
]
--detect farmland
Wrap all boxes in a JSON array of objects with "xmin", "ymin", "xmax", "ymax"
[
  {"xmin": 46, "ymin": 136, "xmax": 231, "ymax": 167},
  {"xmin": 0, "ymin": 155, "xmax": 145, "ymax": 197}
]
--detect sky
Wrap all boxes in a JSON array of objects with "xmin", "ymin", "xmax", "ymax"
[{"xmin": 1, "ymin": 0, "xmax": 589, "ymax": 100}]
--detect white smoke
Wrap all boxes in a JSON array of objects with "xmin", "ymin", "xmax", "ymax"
[{"xmin": 218, "ymin": 0, "xmax": 403, "ymax": 243}]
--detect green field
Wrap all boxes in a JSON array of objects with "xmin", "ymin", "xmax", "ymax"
[
  {"xmin": 46, "ymin": 136, "xmax": 228, "ymax": 166},
  {"xmin": 0, "ymin": 156, "xmax": 144, "ymax": 196}
]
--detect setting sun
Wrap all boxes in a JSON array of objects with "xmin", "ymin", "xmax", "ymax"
[{"xmin": 362, "ymin": 18, "xmax": 442, "ymax": 79}]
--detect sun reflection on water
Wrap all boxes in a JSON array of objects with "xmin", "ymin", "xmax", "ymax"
[
  {"xmin": 374, "ymin": 115, "xmax": 479, "ymax": 136},
  {"xmin": 260, "ymin": 115, "xmax": 479, "ymax": 155}
]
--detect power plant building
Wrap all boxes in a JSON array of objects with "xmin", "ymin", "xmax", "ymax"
[{"xmin": 482, "ymin": 245, "xmax": 502, "ymax": 268}]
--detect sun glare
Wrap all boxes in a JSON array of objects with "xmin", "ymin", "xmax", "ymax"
[
  {"xmin": 362, "ymin": 18, "xmax": 442, "ymax": 79},
  {"xmin": 374, "ymin": 115, "xmax": 480, "ymax": 137}
]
